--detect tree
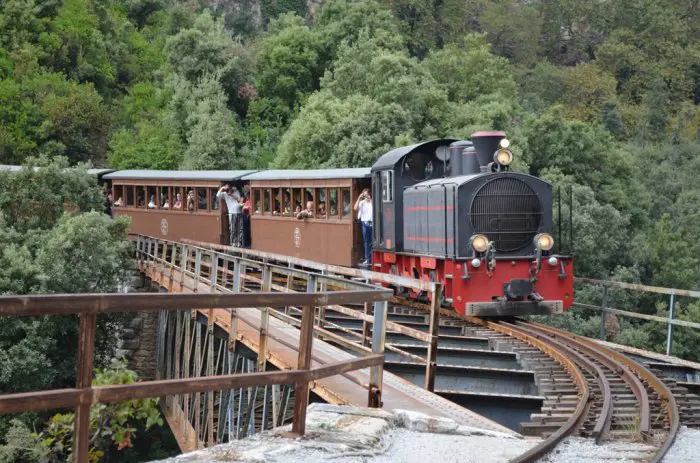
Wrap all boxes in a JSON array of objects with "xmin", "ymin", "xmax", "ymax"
[
  {"xmin": 600, "ymin": 100, "xmax": 626, "ymax": 139},
  {"xmin": 644, "ymin": 77, "xmax": 670, "ymax": 143},
  {"xmin": 423, "ymin": 33, "xmax": 516, "ymax": 103},
  {"xmin": 255, "ymin": 13, "xmax": 324, "ymax": 109},
  {"xmin": 379, "ymin": 0, "xmax": 437, "ymax": 58},
  {"xmin": 315, "ymin": 0, "xmax": 404, "ymax": 64},
  {"xmin": 164, "ymin": 10, "xmax": 254, "ymax": 114},
  {"xmin": 275, "ymin": 91, "xmax": 414, "ymax": 169},
  {"xmin": 321, "ymin": 35, "xmax": 450, "ymax": 139},
  {"xmin": 108, "ymin": 119, "xmax": 182, "ymax": 169},
  {"xmin": 170, "ymin": 75, "xmax": 241, "ymax": 170},
  {"xmin": 562, "ymin": 63, "xmax": 617, "ymax": 123},
  {"xmin": 0, "ymin": 160, "xmax": 133, "ymax": 400},
  {"xmin": 479, "ymin": 0, "xmax": 542, "ymax": 66},
  {"xmin": 0, "ymin": 359, "xmax": 162, "ymax": 462}
]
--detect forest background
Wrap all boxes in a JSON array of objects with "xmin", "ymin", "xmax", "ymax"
[{"xmin": 0, "ymin": 0, "xmax": 699, "ymax": 460}]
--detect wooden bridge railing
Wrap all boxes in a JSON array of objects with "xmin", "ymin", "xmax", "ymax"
[
  {"xmin": 573, "ymin": 278, "xmax": 700, "ymax": 356},
  {"xmin": 135, "ymin": 234, "xmax": 444, "ymax": 393},
  {"xmin": 0, "ymin": 289, "xmax": 391, "ymax": 462}
]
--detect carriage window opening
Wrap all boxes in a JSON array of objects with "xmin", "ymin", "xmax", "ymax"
[
  {"xmin": 263, "ymin": 189, "xmax": 271, "ymax": 214},
  {"xmin": 341, "ymin": 189, "xmax": 351, "ymax": 218},
  {"xmin": 382, "ymin": 171, "xmax": 393, "ymax": 202},
  {"xmin": 279, "ymin": 188, "xmax": 289, "ymax": 215},
  {"xmin": 253, "ymin": 189, "xmax": 261, "ymax": 214},
  {"xmin": 210, "ymin": 188, "xmax": 219, "ymax": 210},
  {"xmin": 146, "ymin": 186, "xmax": 157, "ymax": 209},
  {"xmin": 173, "ymin": 187, "xmax": 184, "ymax": 210},
  {"xmin": 186, "ymin": 187, "xmax": 196, "ymax": 212},
  {"xmin": 316, "ymin": 188, "xmax": 327, "ymax": 218},
  {"xmin": 126, "ymin": 186, "xmax": 135, "ymax": 207},
  {"xmin": 160, "ymin": 187, "xmax": 170, "ymax": 209},
  {"xmin": 137, "ymin": 187, "xmax": 146, "ymax": 207},
  {"xmin": 292, "ymin": 188, "xmax": 302, "ymax": 215},
  {"xmin": 198, "ymin": 189, "xmax": 208, "ymax": 211},
  {"xmin": 329, "ymin": 189, "xmax": 338, "ymax": 217},
  {"xmin": 305, "ymin": 188, "xmax": 314, "ymax": 213}
]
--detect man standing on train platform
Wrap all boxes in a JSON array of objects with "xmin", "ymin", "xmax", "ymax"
[
  {"xmin": 354, "ymin": 188, "xmax": 373, "ymax": 266},
  {"xmin": 216, "ymin": 184, "xmax": 242, "ymax": 247}
]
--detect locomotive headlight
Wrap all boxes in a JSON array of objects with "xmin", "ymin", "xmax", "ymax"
[
  {"xmin": 471, "ymin": 258, "xmax": 481, "ymax": 268},
  {"xmin": 470, "ymin": 234, "xmax": 489, "ymax": 253},
  {"xmin": 534, "ymin": 233, "xmax": 554, "ymax": 251},
  {"xmin": 548, "ymin": 256, "xmax": 558, "ymax": 266},
  {"xmin": 494, "ymin": 148, "xmax": 513, "ymax": 166},
  {"xmin": 499, "ymin": 138, "xmax": 510, "ymax": 149}
]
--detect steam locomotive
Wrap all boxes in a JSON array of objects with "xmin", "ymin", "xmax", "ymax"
[{"xmin": 370, "ymin": 131, "xmax": 574, "ymax": 317}]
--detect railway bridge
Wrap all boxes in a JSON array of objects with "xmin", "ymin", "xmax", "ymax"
[{"xmin": 1, "ymin": 235, "xmax": 700, "ymax": 463}]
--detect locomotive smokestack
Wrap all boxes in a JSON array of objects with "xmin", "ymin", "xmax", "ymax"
[{"xmin": 471, "ymin": 131, "xmax": 506, "ymax": 169}]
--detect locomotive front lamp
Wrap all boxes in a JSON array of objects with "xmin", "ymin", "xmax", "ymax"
[
  {"xmin": 471, "ymin": 258, "xmax": 482, "ymax": 268},
  {"xmin": 548, "ymin": 256, "xmax": 558, "ymax": 266},
  {"xmin": 499, "ymin": 138, "xmax": 510, "ymax": 149},
  {"xmin": 534, "ymin": 233, "xmax": 554, "ymax": 251},
  {"xmin": 470, "ymin": 234, "xmax": 489, "ymax": 253},
  {"xmin": 494, "ymin": 148, "xmax": 513, "ymax": 166}
]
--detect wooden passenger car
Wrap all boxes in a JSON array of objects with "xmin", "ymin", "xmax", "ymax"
[
  {"xmin": 246, "ymin": 169, "xmax": 371, "ymax": 267},
  {"xmin": 104, "ymin": 170, "xmax": 255, "ymax": 245}
]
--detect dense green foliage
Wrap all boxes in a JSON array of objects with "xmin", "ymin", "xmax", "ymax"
[
  {"xmin": 0, "ymin": 359, "xmax": 163, "ymax": 462},
  {"xmin": 0, "ymin": 0, "xmax": 699, "ymax": 455},
  {"xmin": 0, "ymin": 159, "xmax": 163, "ymax": 460}
]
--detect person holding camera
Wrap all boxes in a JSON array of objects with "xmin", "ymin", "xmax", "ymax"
[
  {"xmin": 354, "ymin": 188, "xmax": 373, "ymax": 265},
  {"xmin": 217, "ymin": 184, "xmax": 242, "ymax": 246}
]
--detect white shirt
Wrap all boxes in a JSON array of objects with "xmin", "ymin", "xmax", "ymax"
[
  {"xmin": 217, "ymin": 191, "xmax": 241, "ymax": 214},
  {"xmin": 357, "ymin": 200, "xmax": 373, "ymax": 223}
]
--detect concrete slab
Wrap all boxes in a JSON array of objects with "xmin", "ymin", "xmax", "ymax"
[{"xmin": 152, "ymin": 404, "xmax": 536, "ymax": 463}]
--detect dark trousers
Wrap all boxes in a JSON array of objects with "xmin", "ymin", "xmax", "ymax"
[
  {"xmin": 361, "ymin": 221, "xmax": 373, "ymax": 263},
  {"xmin": 229, "ymin": 214, "xmax": 243, "ymax": 247}
]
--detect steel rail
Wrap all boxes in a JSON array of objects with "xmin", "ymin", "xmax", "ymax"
[
  {"xmin": 525, "ymin": 321, "xmax": 680, "ymax": 463},
  {"xmin": 503, "ymin": 322, "xmax": 612, "ymax": 443},
  {"xmin": 518, "ymin": 321, "xmax": 650, "ymax": 434},
  {"xmin": 468, "ymin": 318, "xmax": 590, "ymax": 463}
]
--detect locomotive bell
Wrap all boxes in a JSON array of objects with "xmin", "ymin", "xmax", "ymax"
[{"xmin": 471, "ymin": 130, "xmax": 507, "ymax": 169}]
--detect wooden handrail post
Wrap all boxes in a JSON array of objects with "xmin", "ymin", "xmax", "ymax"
[
  {"xmin": 666, "ymin": 292, "xmax": 676, "ymax": 356},
  {"xmin": 193, "ymin": 249, "xmax": 201, "ymax": 292},
  {"xmin": 362, "ymin": 302, "xmax": 372, "ymax": 347},
  {"xmin": 425, "ymin": 283, "xmax": 443, "ymax": 392},
  {"xmin": 229, "ymin": 258, "xmax": 241, "ymax": 352},
  {"xmin": 292, "ymin": 305, "xmax": 314, "ymax": 435},
  {"xmin": 258, "ymin": 265, "xmax": 271, "ymax": 372},
  {"xmin": 73, "ymin": 312, "xmax": 97, "ymax": 463},
  {"xmin": 368, "ymin": 300, "xmax": 387, "ymax": 408}
]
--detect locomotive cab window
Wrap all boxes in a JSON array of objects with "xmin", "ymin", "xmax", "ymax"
[
  {"xmin": 403, "ymin": 152, "xmax": 434, "ymax": 181},
  {"xmin": 381, "ymin": 171, "xmax": 393, "ymax": 202}
]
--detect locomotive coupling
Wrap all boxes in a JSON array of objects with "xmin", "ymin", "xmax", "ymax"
[{"xmin": 504, "ymin": 279, "xmax": 534, "ymax": 299}]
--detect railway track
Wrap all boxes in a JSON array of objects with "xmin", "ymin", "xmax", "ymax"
[
  {"xmin": 282, "ymin": 295, "xmax": 700, "ymax": 462},
  {"xmin": 249, "ymin": 272, "xmax": 699, "ymax": 460}
]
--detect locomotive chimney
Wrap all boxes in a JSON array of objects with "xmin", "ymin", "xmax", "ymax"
[{"xmin": 471, "ymin": 131, "xmax": 506, "ymax": 170}]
